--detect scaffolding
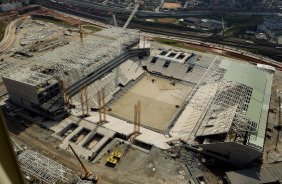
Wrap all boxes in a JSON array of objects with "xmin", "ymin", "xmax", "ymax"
[
  {"xmin": 134, "ymin": 100, "xmax": 141, "ymax": 134},
  {"xmin": 180, "ymin": 56, "xmax": 258, "ymax": 143},
  {"xmin": 98, "ymin": 88, "xmax": 107, "ymax": 124},
  {"xmin": 80, "ymin": 87, "xmax": 89, "ymax": 117},
  {"xmin": 17, "ymin": 150, "xmax": 84, "ymax": 184},
  {"xmin": 196, "ymin": 80, "xmax": 257, "ymax": 137}
]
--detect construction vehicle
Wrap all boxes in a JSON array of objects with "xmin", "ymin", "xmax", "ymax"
[
  {"xmin": 106, "ymin": 150, "xmax": 122, "ymax": 166},
  {"xmin": 68, "ymin": 144, "xmax": 98, "ymax": 183}
]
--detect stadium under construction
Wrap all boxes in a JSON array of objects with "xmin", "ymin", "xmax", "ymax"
[
  {"xmin": 2, "ymin": 24, "xmax": 274, "ymax": 166},
  {"xmin": 0, "ymin": 8, "xmax": 281, "ymax": 183}
]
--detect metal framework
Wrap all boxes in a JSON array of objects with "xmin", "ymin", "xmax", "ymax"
[
  {"xmin": 134, "ymin": 100, "xmax": 141, "ymax": 134},
  {"xmin": 17, "ymin": 150, "xmax": 84, "ymax": 184},
  {"xmin": 182, "ymin": 56, "xmax": 258, "ymax": 142},
  {"xmin": 197, "ymin": 80, "xmax": 257, "ymax": 137},
  {"xmin": 98, "ymin": 88, "xmax": 107, "ymax": 124},
  {"xmin": 80, "ymin": 87, "xmax": 89, "ymax": 116}
]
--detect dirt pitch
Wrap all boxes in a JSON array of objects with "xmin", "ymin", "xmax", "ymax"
[
  {"xmin": 109, "ymin": 75, "xmax": 193, "ymax": 131},
  {"xmin": 162, "ymin": 2, "xmax": 182, "ymax": 9}
]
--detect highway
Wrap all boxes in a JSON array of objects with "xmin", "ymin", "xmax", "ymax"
[{"xmin": 66, "ymin": 48, "xmax": 150, "ymax": 97}]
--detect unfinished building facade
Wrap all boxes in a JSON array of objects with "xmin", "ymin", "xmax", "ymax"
[{"xmin": 2, "ymin": 69, "xmax": 67, "ymax": 120}]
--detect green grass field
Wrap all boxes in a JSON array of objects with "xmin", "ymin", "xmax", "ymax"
[
  {"xmin": 224, "ymin": 27, "xmax": 242, "ymax": 37},
  {"xmin": 82, "ymin": 25, "xmax": 102, "ymax": 32}
]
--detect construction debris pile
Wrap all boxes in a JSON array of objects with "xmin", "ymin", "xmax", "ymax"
[
  {"xmin": 0, "ymin": 59, "xmax": 11, "ymax": 72},
  {"xmin": 268, "ymin": 150, "xmax": 282, "ymax": 163},
  {"xmin": 20, "ymin": 27, "xmax": 57, "ymax": 46},
  {"xmin": 19, "ymin": 20, "xmax": 46, "ymax": 29}
]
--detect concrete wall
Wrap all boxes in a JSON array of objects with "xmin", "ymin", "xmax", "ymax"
[
  {"xmin": 2, "ymin": 77, "xmax": 39, "ymax": 104},
  {"xmin": 197, "ymin": 142, "xmax": 261, "ymax": 166}
]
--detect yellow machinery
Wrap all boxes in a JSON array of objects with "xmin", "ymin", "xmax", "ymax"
[
  {"xmin": 111, "ymin": 150, "xmax": 122, "ymax": 159},
  {"xmin": 106, "ymin": 156, "xmax": 118, "ymax": 165},
  {"xmin": 106, "ymin": 150, "xmax": 122, "ymax": 166}
]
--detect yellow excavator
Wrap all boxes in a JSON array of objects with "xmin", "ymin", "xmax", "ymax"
[{"xmin": 68, "ymin": 144, "xmax": 98, "ymax": 183}]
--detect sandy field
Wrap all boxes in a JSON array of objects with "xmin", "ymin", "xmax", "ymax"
[{"xmin": 110, "ymin": 75, "xmax": 193, "ymax": 131}]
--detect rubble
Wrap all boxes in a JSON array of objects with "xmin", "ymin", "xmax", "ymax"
[{"xmin": 20, "ymin": 28, "xmax": 56, "ymax": 46}]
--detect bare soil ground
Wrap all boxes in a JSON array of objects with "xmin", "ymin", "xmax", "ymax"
[
  {"xmin": 264, "ymin": 70, "xmax": 282, "ymax": 164},
  {"xmin": 110, "ymin": 75, "xmax": 193, "ymax": 131},
  {"xmin": 5, "ymin": 112, "xmax": 189, "ymax": 184},
  {"xmin": 157, "ymin": 18, "xmax": 177, "ymax": 24},
  {"xmin": 94, "ymin": 139, "xmax": 189, "ymax": 184}
]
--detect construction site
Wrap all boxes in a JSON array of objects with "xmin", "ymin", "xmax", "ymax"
[{"xmin": 1, "ymin": 4, "xmax": 282, "ymax": 184}]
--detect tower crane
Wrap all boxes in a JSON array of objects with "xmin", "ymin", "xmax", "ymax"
[
  {"xmin": 123, "ymin": 0, "xmax": 142, "ymax": 29},
  {"xmin": 68, "ymin": 144, "xmax": 98, "ymax": 183},
  {"xmin": 70, "ymin": 24, "xmax": 115, "ymax": 42}
]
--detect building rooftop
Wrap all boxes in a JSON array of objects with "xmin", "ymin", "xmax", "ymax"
[
  {"xmin": 220, "ymin": 59, "xmax": 273, "ymax": 151},
  {"xmin": 3, "ymin": 68, "xmax": 57, "ymax": 89}
]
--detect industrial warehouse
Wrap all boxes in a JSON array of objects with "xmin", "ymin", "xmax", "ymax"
[{"xmin": 0, "ymin": 4, "xmax": 282, "ymax": 184}]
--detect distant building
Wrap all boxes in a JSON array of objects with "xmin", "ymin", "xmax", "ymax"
[
  {"xmin": 182, "ymin": 18, "xmax": 223, "ymax": 31},
  {"xmin": 0, "ymin": 1, "xmax": 30, "ymax": 12},
  {"xmin": 2, "ymin": 69, "xmax": 67, "ymax": 120},
  {"xmin": 183, "ymin": 17, "xmax": 201, "ymax": 24},
  {"xmin": 198, "ymin": 21, "xmax": 222, "ymax": 31},
  {"xmin": 255, "ymin": 32, "xmax": 268, "ymax": 43},
  {"xmin": 0, "ymin": 2, "xmax": 22, "ymax": 12}
]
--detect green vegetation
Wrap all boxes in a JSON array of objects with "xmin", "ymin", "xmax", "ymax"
[
  {"xmin": 224, "ymin": 27, "xmax": 242, "ymax": 37},
  {"xmin": 82, "ymin": 25, "xmax": 102, "ymax": 32},
  {"xmin": 155, "ymin": 38, "xmax": 207, "ymax": 53},
  {"xmin": 0, "ymin": 21, "xmax": 8, "ymax": 42},
  {"xmin": 276, "ymin": 31, "xmax": 282, "ymax": 37},
  {"xmin": 221, "ymin": 15, "xmax": 264, "ymax": 38},
  {"xmin": 224, "ymin": 14, "xmax": 264, "ymax": 27}
]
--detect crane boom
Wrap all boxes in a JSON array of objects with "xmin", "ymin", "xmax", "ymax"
[
  {"xmin": 113, "ymin": 14, "xmax": 117, "ymax": 27},
  {"xmin": 123, "ymin": 2, "xmax": 140, "ymax": 29},
  {"xmin": 68, "ymin": 144, "xmax": 90, "ymax": 176}
]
